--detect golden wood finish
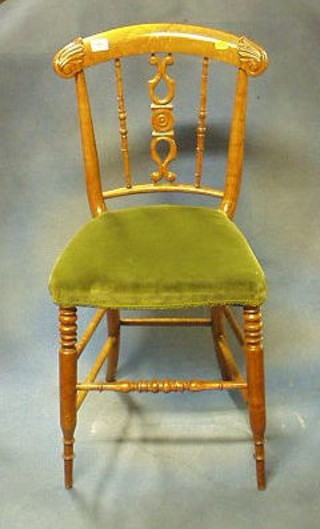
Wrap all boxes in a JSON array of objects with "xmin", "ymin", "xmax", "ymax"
[
  {"xmin": 75, "ymin": 71, "xmax": 106, "ymax": 216},
  {"xmin": 76, "ymin": 336, "xmax": 117, "ymax": 410},
  {"xmin": 238, "ymin": 36, "xmax": 268, "ymax": 76},
  {"xmin": 53, "ymin": 24, "xmax": 268, "ymax": 78},
  {"xmin": 120, "ymin": 317, "xmax": 212, "ymax": 326},
  {"xmin": 149, "ymin": 53, "xmax": 177, "ymax": 183},
  {"xmin": 211, "ymin": 306, "xmax": 228, "ymax": 378},
  {"xmin": 217, "ymin": 336, "xmax": 248, "ymax": 401},
  {"xmin": 77, "ymin": 379, "xmax": 247, "ymax": 393},
  {"xmin": 53, "ymin": 25, "xmax": 268, "ymax": 489},
  {"xmin": 76, "ymin": 308, "xmax": 106, "ymax": 357},
  {"xmin": 59, "ymin": 307, "xmax": 77, "ymax": 489},
  {"xmin": 106, "ymin": 309, "xmax": 121, "ymax": 382},
  {"xmin": 53, "ymin": 24, "xmax": 268, "ymax": 216},
  {"xmin": 54, "ymin": 37, "xmax": 85, "ymax": 78},
  {"xmin": 221, "ymin": 68, "xmax": 248, "ymax": 217},
  {"xmin": 195, "ymin": 56, "xmax": 209, "ymax": 187},
  {"xmin": 102, "ymin": 183, "xmax": 224, "ymax": 199},
  {"xmin": 223, "ymin": 305, "xmax": 245, "ymax": 345},
  {"xmin": 211, "ymin": 307, "xmax": 248, "ymax": 401},
  {"xmin": 114, "ymin": 58, "xmax": 132, "ymax": 188},
  {"xmin": 244, "ymin": 306, "xmax": 266, "ymax": 490}
]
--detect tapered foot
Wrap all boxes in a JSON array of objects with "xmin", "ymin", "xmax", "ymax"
[
  {"xmin": 63, "ymin": 442, "xmax": 75, "ymax": 489},
  {"xmin": 254, "ymin": 438, "xmax": 266, "ymax": 490}
]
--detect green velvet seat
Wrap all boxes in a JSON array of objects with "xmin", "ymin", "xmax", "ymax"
[{"xmin": 49, "ymin": 204, "xmax": 266, "ymax": 309}]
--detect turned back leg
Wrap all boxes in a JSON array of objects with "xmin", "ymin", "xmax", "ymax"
[
  {"xmin": 106, "ymin": 309, "xmax": 121, "ymax": 382},
  {"xmin": 211, "ymin": 306, "xmax": 229, "ymax": 379}
]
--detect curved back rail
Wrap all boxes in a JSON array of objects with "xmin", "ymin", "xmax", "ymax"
[{"xmin": 53, "ymin": 24, "xmax": 268, "ymax": 217}]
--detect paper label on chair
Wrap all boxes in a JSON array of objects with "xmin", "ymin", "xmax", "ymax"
[
  {"xmin": 90, "ymin": 38, "xmax": 109, "ymax": 52},
  {"xmin": 214, "ymin": 40, "xmax": 230, "ymax": 50}
]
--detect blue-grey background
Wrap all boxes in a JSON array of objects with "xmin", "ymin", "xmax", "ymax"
[{"xmin": 1, "ymin": 0, "xmax": 320, "ymax": 528}]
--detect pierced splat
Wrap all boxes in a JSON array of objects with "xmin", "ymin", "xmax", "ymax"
[{"xmin": 148, "ymin": 54, "xmax": 177, "ymax": 183}]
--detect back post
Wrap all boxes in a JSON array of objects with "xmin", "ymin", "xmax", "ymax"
[
  {"xmin": 220, "ymin": 68, "xmax": 248, "ymax": 218},
  {"xmin": 75, "ymin": 71, "xmax": 106, "ymax": 217}
]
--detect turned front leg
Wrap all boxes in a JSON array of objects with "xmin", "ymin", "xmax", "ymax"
[
  {"xmin": 59, "ymin": 306, "xmax": 78, "ymax": 489},
  {"xmin": 244, "ymin": 306, "xmax": 266, "ymax": 490}
]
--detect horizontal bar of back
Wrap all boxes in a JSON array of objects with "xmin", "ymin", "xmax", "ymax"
[{"xmin": 53, "ymin": 23, "xmax": 268, "ymax": 79}]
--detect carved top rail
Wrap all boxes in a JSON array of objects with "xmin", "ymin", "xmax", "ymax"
[{"xmin": 53, "ymin": 23, "xmax": 268, "ymax": 79}]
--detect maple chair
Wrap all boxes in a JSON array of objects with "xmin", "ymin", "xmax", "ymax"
[{"xmin": 49, "ymin": 24, "xmax": 269, "ymax": 490}]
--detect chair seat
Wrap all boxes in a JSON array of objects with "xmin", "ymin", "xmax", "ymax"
[{"xmin": 49, "ymin": 205, "xmax": 266, "ymax": 309}]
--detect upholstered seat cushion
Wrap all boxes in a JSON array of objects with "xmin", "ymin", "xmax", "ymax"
[{"xmin": 49, "ymin": 205, "xmax": 266, "ymax": 309}]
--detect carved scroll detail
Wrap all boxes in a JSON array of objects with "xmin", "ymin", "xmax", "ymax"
[
  {"xmin": 149, "ymin": 54, "xmax": 175, "ymax": 105},
  {"xmin": 149, "ymin": 54, "xmax": 177, "ymax": 183},
  {"xmin": 238, "ymin": 36, "xmax": 268, "ymax": 76},
  {"xmin": 54, "ymin": 37, "xmax": 85, "ymax": 79}
]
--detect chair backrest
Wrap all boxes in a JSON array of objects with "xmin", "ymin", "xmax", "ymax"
[{"xmin": 53, "ymin": 24, "xmax": 268, "ymax": 218}]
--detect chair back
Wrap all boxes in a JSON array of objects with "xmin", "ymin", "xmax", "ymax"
[{"xmin": 53, "ymin": 24, "xmax": 268, "ymax": 217}]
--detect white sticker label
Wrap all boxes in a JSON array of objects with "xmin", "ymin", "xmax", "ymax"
[
  {"xmin": 214, "ymin": 40, "xmax": 230, "ymax": 50},
  {"xmin": 90, "ymin": 38, "xmax": 109, "ymax": 52}
]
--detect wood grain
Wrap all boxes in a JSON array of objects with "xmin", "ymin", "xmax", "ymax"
[
  {"xmin": 221, "ymin": 68, "xmax": 248, "ymax": 217},
  {"xmin": 53, "ymin": 24, "xmax": 268, "ymax": 78},
  {"xmin": 75, "ymin": 72, "xmax": 106, "ymax": 216}
]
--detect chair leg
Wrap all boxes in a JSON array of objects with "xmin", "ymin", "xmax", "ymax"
[
  {"xmin": 211, "ymin": 306, "xmax": 229, "ymax": 379},
  {"xmin": 106, "ymin": 309, "xmax": 121, "ymax": 382},
  {"xmin": 59, "ymin": 306, "xmax": 78, "ymax": 489},
  {"xmin": 243, "ymin": 306, "xmax": 266, "ymax": 490}
]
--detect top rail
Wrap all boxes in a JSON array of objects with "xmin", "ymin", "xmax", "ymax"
[{"xmin": 53, "ymin": 23, "xmax": 268, "ymax": 79}]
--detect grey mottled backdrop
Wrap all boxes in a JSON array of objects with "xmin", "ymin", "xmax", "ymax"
[{"xmin": 1, "ymin": 1, "xmax": 320, "ymax": 528}]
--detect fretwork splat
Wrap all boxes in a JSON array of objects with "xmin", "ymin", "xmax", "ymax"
[{"xmin": 148, "ymin": 54, "xmax": 177, "ymax": 183}]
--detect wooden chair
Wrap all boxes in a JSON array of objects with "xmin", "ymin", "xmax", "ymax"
[{"xmin": 49, "ymin": 24, "xmax": 269, "ymax": 490}]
